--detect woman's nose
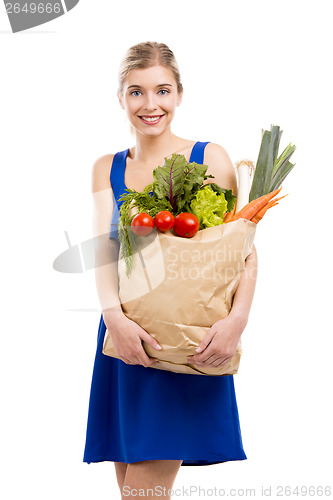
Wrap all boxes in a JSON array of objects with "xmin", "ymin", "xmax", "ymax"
[{"xmin": 143, "ymin": 92, "xmax": 158, "ymax": 111}]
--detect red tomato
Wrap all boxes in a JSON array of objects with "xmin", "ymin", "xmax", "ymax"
[
  {"xmin": 173, "ymin": 213, "xmax": 200, "ymax": 238},
  {"xmin": 131, "ymin": 212, "xmax": 154, "ymax": 236},
  {"xmin": 154, "ymin": 211, "xmax": 175, "ymax": 232}
]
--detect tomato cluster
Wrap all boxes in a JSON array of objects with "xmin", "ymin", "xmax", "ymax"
[{"xmin": 131, "ymin": 210, "xmax": 200, "ymax": 238}]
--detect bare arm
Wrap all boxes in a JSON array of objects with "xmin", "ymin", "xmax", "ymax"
[
  {"xmin": 229, "ymin": 244, "xmax": 258, "ymax": 329},
  {"xmin": 203, "ymin": 142, "xmax": 258, "ymax": 328},
  {"xmin": 92, "ymin": 155, "xmax": 161, "ymax": 366},
  {"xmin": 187, "ymin": 143, "xmax": 258, "ymax": 367},
  {"xmin": 91, "ymin": 155, "xmax": 124, "ymax": 325},
  {"xmin": 203, "ymin": 142, "xmax": 238, "ymax": 196},
  {"xmin": 188, "ymin": 246, "xmax": 258, "ymax": 367}
]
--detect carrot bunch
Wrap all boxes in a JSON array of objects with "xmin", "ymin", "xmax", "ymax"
[{"xmin": 225, "ymin": 186, "xmax": 288, "ymax": 225}]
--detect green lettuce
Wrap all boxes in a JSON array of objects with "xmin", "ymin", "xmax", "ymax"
[
  {"xmin": 207, "ymin": 183, "xmax": 236, "ymax": 212},
  {"xmin": 190, "ymin": 185, "xmax": 228, "ymax": 229}
]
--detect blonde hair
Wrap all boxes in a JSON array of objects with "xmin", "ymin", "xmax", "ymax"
[{"xmin": 118, "ymin": 41, "xmax": 183, "ymax": 95}]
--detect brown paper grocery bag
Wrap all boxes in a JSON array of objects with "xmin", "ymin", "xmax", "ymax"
[{"xmin": 103, "ymin": 218, "xmax": 256, "ymax": 376}]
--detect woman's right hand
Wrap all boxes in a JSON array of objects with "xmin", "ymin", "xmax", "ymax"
[{"xmin": 104, "ymin": 311, "xmax": 162, "ymax": 368}]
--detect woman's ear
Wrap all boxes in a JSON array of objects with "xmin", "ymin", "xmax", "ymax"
[
  {"xmin": 177, "ymin": 90, "xmax": 183, "ymax": 107},
  {"xmin": 117, "ymin": 90, "xmax": 125, "ymax": 110}
]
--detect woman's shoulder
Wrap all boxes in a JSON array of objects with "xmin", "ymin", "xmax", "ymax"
[
  {"xmin": 91, "ymin": 153, "xmax": 115, "ymax": 193},
  {"xmin": 184, "ymin": 140, "xmax": 230, "ymax": 158},
  {"xmin": 203, "ymin": 142, "xmax": 233, "ymax": 166},
  {"xmin": 203, "ymin": 142, "xmax": 236, "ymax": 192},
  {"xmin": 204, "ymin": 141, "xmax": 230, "ymax": 158}
]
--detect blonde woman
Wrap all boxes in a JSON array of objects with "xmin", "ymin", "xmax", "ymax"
[{"xmin": 83, "ymin": 41, "xmax": 258, "ymax": 498}]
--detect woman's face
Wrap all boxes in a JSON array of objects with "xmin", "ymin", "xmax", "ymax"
[{"xmin": 118, "ymin": 65, "xmax": 182, "ymax": 137}]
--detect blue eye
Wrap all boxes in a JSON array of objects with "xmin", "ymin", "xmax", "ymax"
[
  {"xmin": 131, "ymin": 90, "xmax": 142, "ymax": 96},
  {"xmin": 158, "ymin": 89, "xmax": 169, "ymax": 95}
]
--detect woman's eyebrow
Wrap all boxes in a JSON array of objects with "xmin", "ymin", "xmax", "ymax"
[{"xmin": 127, "ymin": 83, "xmax": 173, "ymax": 89}]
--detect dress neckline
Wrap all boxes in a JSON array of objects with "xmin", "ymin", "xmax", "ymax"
[{"xmin": 123, "ymin": 141, "xmax": 198, "ymax": 191}]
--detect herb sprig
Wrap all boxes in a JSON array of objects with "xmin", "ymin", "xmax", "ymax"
[{"xmin": 118, "ymin": 185, "xmax": 173, "ymax": 276}]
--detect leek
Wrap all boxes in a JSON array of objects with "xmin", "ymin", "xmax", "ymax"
[
  {"xmin": 249, "ymin": 124, "xmax": 296, "ymax": 202},
  {"xmin": 270, "ymin": 143, "xmax": 296, "ymax": 191},
  {"xmin": 234, "ymin": 159, "xmax": 255, "ymax": 213}
]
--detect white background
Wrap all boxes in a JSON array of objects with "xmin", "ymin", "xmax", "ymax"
[{"xmin": 1, "ymin": 0, "xmax": 332, "ymax": 499}]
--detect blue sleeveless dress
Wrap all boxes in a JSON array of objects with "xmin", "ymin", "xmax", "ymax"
[{"xmin": 83, "ymin": 141, "xmax": 247, "ymax": 466}]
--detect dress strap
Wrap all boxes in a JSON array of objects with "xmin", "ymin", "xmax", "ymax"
[
  {"xmin": 189, "ymin": 141, "xmax": 210, "ymax": 164},
  {"xmin": 109, "ymin": 149, "xmax": 129, "ymax": 242},
  {"xmin": 110, "ymin": 149, "xmax": 129, "ymax": 200}
]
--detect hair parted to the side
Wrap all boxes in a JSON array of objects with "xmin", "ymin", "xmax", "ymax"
[{"xmin": 118, "ymin": 41, "xmax": 183, "ymax": 96}]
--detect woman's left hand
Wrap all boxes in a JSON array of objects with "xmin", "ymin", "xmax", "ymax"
[{"xmin": 187, "ymin": 314, "xmax": 247, "ymax": 368}]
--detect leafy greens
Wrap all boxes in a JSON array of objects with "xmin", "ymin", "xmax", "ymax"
[
  {"xmin": 149, "ymin": 153, "xmax": 214, "ymax": 214},
  {"xmin": 115, "ymin": 153, "xmax": 236, "ymax": 276},
  {"xmin": 190, "ymin": 185, "xmax": 228, "ymax": 229}
]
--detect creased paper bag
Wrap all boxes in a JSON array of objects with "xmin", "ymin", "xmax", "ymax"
[{"xmin": 103, "ymin": 218, "xmax": 256, "ymax": 376}]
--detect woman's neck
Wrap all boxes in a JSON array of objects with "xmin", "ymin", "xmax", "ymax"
[{"xmin": 131, "ymin": 128, "xmax": 181, "ymax": 164}]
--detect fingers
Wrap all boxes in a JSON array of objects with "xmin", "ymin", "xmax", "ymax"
[
  {"xmin": 119, "ymin": 356, "xmax": 135, "ymax": 365},
  {"xmin": 195, "ymin": 329, "xmax": 215, "ymax": 354},
  {"xmin": 136, "ymin": 351, "xmax": 159, "ymax": 368},
  {"xmin": 211, "ymin": 356, "xmax": 230, "ymax": 367},
  {"xmin": 192, "ymin": 357, "xmax": 231, "ymax": 368},
  {"xmin": 201, "ymin": 353, "xmax": 220, "ymax": 365},
  {"xmin": 116, "ymin": 324, "xmax": 162, "ymax": 366},
  {"xmin": 139, "ymin": 330, "xmax": 162, "ymax": 351},
  {"xmin": 119, "ymin": 347, "xmax": 159, "ymax": 368},
  {"xmin": 148, "ymin": 358, "xmax": 159, "ymax": 366},
  {"xmin": 188, "ymin": 350, "xmax": 233, "ymax": 368},
  {"xmin": 136, "ymin": 329, "xmax": 161, "ymax": 366},
  {"xmin": 119, "ymin": 355, "xmax": 158, "ymax": 367},
  {"xmin": 188, "ymin": 345, "xmax": 215, "ymax": 364}
]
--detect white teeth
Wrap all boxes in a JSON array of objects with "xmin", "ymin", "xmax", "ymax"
[{"xmin": 141, "ymin": 116, "xmax": 161, "ymax": 122}]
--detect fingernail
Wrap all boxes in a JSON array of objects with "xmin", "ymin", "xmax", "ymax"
[
  {"xmin": 156, "ymin": 345, "xmax": 162, "ymax": 350},
  {"xmin": 196, "ymin": 347, "xmax": 202, "ymax": 353}
]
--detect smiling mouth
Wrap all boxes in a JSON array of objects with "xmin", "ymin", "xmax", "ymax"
[{"xmin": 138, "ymin": 115, "xmax": 164, "ymax": 124}]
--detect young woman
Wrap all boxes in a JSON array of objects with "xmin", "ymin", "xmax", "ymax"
[{"xmin": 83, "ymin": 41, "xmax": 258, "ymax": 497}]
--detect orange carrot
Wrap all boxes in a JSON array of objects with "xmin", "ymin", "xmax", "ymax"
[
  {"xmin": 231, "ymin": 186, "xmax": 283, "ymax": 222},
  {"xmin": 224, "ymin": 204, "xmax": 236, "ymax": 223},
  {"xmin": 251, "ymin": 193, "xmax": 289, "ymax": 223},
  {"xmin": 251, "ymin": 201, "xmax": 278, "ymax": 224}
]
